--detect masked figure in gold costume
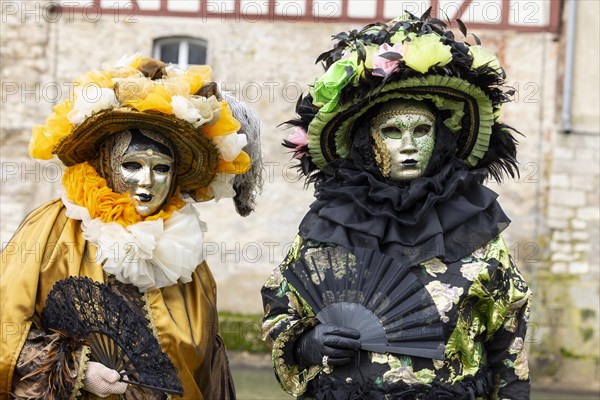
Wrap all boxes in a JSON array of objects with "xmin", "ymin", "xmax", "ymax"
[
  {"xmin": 1, "ymin": 56, "xmax": 262, "ymax": 400},
  {"xmin": 262, "ymin": 14, "xmax": 531, "ymax": 400}
]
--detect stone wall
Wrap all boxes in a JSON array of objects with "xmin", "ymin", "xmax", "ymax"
[
  {"xmin": 525, "ymin": 1, "xmax": 600, "ymax": 391},
  {"xmin": 534, "ymin": 131, "xmax": 600, "ymax": 390},
  {"xmin": 1, "ymin": 0, "xmax": 598, "ymax": 391}
]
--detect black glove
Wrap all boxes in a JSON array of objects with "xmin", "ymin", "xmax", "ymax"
[{"xmin": 294, "ymin": 323, "xmax": 361, "ymax": 367}]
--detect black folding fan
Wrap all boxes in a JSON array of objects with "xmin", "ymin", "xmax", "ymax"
[
  {"xmin": 282, "ymin": 246, "xmax": 446, "ymax": 359},
  {"xmin": 41, "ymin": 277, "xmax": 184, "ymax": 396}
]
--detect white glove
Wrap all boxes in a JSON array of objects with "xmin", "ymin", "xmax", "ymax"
[{"xmin": 83, "ymin": 361, "xmax": 128, "ymax": 398}]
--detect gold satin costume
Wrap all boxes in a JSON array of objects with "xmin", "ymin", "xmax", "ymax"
[{"xmin": 1, "ymin": 199, "xmax": 233, "ymax": 400}]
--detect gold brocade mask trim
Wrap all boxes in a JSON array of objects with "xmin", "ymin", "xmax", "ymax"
[{"xmin": 371, "ymin": 128, "xmax": 391, "ymax": 177}]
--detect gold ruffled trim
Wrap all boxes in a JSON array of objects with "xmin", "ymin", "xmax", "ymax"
[
  {"xmin": 142, "ymin": 293, "xmax": 160, "ymax": 341},
  {"xmin": 272, "ymin": 317, "xmax": 321, "ymax": 396},
  {"xmin": 70, "ymin": 345, "xmax": 90, "ymax": 400},
  {"xmin": 142, "ymin": 293, "xmax": 172, "ymax": 400}
]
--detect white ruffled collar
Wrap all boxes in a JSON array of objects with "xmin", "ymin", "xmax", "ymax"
[{"xmin": 61, "ymin": 192, "xmax": 207, "ymax": 292}]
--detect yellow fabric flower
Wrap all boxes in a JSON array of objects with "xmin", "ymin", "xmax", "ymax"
[
  {"xmin": 128, "ymin": 54, "xmax": 143, "ymax": 69},
  {"xmin": 203, "ymin": 101, "xmax": 241, "ymax": 137},
  {"xmin": 185, "ymin": 65, "xmax": 212, "ymax": 94},
  {"xmin": 29, "ymin": 99, "xmax": 74, "ymax": 159},
  {"xmin": 217, "ymin": 150, "xmax": 251, "ymax": 174},
  {"xmin": 29, "ymin": 125, "xmax": 54, "ymax": 160},
  {"xmin": 123, "ymin": 84, "xmax": 173, "ymax": 113},
  {"xmin": 114, "ymin": 77, "xmax": 154, "ymax": 103},
  {"xmin": 46, "ymin": 100, "xmax": 74, "ymax": 135},
  {"xmin": 62, "ymin": 162, "xmax": 184, "ymax": 226},
  {"xmin": 159, "ymin": 76, "xmax": 191, "ymax": 98},
  {"xmin": 75, "ymin": 70, "xmax": 113, "ymax": 89},
  {"xmin": 403, "ymin": 33, "xmax": 452, "ymax": 74}
]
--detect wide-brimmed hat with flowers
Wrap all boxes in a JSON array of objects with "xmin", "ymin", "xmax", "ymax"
[
  {"xmin": 285, "ymin": 11, "xmax": 518, "ymax": 182},
  {"xmin": 30, "ymin": 55, "xmax": 262, "ymax": 214}
]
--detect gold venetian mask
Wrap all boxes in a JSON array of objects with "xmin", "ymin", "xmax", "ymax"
[
  {"xmin": 370, "ymin": 100, "xmax": 436, "ymax": 182},
  {"xmin": 119, "ymin": 148, "xmax": 174, "ymax": 217},
  {"xmin": 97, "ymin": 130, "xmax": 176, "ymax": 217}
]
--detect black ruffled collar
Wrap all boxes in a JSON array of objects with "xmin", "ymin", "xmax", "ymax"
[{"xmin": 299, "ymin": 161, "xmax": 510, "ymax": 267}]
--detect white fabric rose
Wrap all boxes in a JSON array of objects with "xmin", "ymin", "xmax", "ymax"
[
  {"xmin": 67, "ymin": 86, "xmax": 118, "ymax": 125},
  {"xmin": 171, "ymin": 95, "xmax": 203, "ymax": 125},
  {"xmin": 212, "ymin": 133, "xmax": 248, "ymax": 162},
  {"xmin": 190, "ymin": 95, "xmax": 222, "ymax": 127},
  {"xmin": 171, "ymin": 95, "xmax": 222, "ymax": 128},
  {"xmin": 209, "ymin": 173, "xmax": 237, "ymax": 201}
]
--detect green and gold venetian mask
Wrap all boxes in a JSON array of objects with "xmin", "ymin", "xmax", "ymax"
[{"xmin": 370, "ymin": 101, "xmax": 436, "ymax": 182}]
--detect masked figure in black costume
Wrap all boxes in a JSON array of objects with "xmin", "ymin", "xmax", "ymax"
[{"xmin": 261, "ymin": 14, "xmax": 531, "ymax": 400}]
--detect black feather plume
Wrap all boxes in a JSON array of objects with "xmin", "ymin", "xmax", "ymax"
[{"xmin": 475, "ymin": 123, "xmax": 521, "ymax": 182}]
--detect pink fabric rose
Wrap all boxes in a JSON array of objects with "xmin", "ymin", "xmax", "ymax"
[
  {"xmin": 287, "ymin": 127, "xmax": 309, "ymax": 159},
  {"xmin": 372, "ymin": 43, "xmax": 404, "ymax": 77}
]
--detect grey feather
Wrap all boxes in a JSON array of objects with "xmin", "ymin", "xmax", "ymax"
[{"xmin": 224, "ymin": 94, "xmax": 264, "ymax": 216}]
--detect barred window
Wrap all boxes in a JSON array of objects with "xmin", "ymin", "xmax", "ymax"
[{"xmin": 152, "ymin": 37, "xmax": 207, "ymax": 68}]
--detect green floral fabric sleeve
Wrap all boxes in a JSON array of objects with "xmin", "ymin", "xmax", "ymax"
[
  {"xmin": 261, "ymin": 237, "xmax": 321, "ymax": 396},
  {"xmin": 482, "ymin": 238, "xmax": 532, "ymax": 399}
]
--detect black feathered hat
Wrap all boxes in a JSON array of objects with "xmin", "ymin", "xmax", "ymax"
[{"xmin": 284, "ymin": 11, "xmax": 520, "ymax": 183}]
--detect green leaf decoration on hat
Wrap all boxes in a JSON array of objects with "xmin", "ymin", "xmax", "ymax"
[{"xmin": 310, "ymin": 58, "xmax": 358, "ymax": 113}]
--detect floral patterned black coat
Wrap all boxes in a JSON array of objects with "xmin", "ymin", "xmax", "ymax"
[{"xmin": 261, "ymin": 235, "xmax": 531, "ymax": 400}]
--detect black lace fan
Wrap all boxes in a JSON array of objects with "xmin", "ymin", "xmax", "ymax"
[
  {"xmin": 283, "ymin": 246, "xmax": 446, "ymax": 359},
  {"xmin": 41, "ymin": 277, "xmax": 184, "ymax": 396}
]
